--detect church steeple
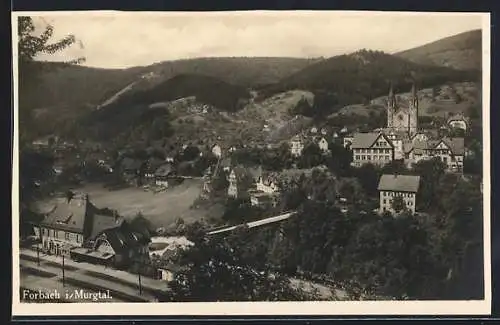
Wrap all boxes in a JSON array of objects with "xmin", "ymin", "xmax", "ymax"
[
  {"xmin": 410, "ymin": 82, "xmax": 418, "ymax": 108},
  {"xmin": 387, "ymin": 82, "xmax": 397, "ymax": 129},
  {"xmin": 388, "ymin": 82, "xmax": 397, "ymax": 108},
  {"xmin": 408, "ymin": 81, "xmax": 419, "ymax": 137}
]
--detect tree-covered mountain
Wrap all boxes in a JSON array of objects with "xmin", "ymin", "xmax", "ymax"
[
  {"xmin": 113, "ymin": 73, "xmax": 251, "ymax": 112},
  {"xmin": 75, "ymin": 74, "xmax": 251, "ymax": 142},
  {"xmin": 395, "ymin": 29, "xmax": 482, "ymax": 71},
  {"xmin": 24, "ymin": 57, "xmax": 320, "ymax": 111},
  {"xmin": 259, "ymin": 49, "xmax": 479, "ymax": 110}
]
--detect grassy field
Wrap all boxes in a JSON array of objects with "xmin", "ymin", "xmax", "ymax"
[{"xmin": 44, "ymin": 180, "xmax": 224, "ymax": 230}]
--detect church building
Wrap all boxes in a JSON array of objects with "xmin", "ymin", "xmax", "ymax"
[{"xmin": 387, "ymin": 83, "xmax": 419, "ymax": 138}]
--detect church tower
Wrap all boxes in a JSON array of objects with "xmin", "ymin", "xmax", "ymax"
[
  {"xmin": 387, "ymin": 83, "xmax": 397, "ymax": 128},
  {"xmin": 408, "ymin": 82, "xmax": 418, "ymax": 137}
]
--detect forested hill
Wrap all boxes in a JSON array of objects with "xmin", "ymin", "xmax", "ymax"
[
  {"xmin": 395, "ymin": 29, "xmax": 482, "ymax": 71},
  {"xmin": 259, "ymin": 49, "xmax": 479, "ymax": 107},
  {"xmin": 24, "ymin": 57, "xmax": 319, "ymax": 111},
  {"xmin": 75, "ymin": 73, "xmax": 251, "ymax": 142},
  {"xmin": 105, "ymin": 73, "xmax": 251, "ymax": 112}
]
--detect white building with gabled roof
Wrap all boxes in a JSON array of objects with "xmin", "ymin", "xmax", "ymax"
[{"xmin": 378, "ymin": 174, "xmax": 420, "ymax": 215}]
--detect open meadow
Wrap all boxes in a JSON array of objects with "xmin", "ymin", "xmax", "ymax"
[{"xmin": 37, "ymin": 179, "xmax": 224, "ymax": 230}]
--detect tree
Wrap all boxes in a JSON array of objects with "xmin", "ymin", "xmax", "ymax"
[
  {"xmin": 128, "ymin": 213, "xmax": 155, "ymax": 239},
  {"xmin": 412, "ymin": 158, "xmax": 446, "ymax": 211},
  {"xmin": 352, "ymin": 163, "xmax": 380, "ymax": 197},
  {"xmin": 380, "ymin": 160, "xmax": 409, "ymax": 175},
  {"xmin": 298, "ymin": 142, "xmax": 324, "ymax": 169},
  {"xmin": 167, "ymin": 238, "xmax": 313, "ymax": 302},
  {"xmin": 391, "ymin": 196, "xmax": 406, "ymax": 214},
  {"xmin": 328, "ymin": 142, "xmax": 352, "ymax": 176},
  {"xmin": 467, "ymin": 104, "xmax": 480, "ymax": 120},
  {"xmin": 180, "ymin": 146, "xmax": 200, "ymax": 162}
]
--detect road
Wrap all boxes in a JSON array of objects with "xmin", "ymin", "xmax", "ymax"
[{"xmin": 19, "ymin": 248, "xmax": 170, "ymax": 303}]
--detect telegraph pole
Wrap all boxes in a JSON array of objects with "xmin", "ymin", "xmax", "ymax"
[
  {"xmin": 138, "ymin": 269, "xmax": 142, "ymax": 295},
  {"xmin": 36, "ymin": 242, "xmax": 40, "ymax": 266},
  {"xmin": 62, "ymin": 255, "xmax": 65, "ymax": 287}
]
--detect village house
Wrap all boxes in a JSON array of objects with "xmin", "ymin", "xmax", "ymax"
[
  {"xmin": 251, "ymin": 169, "xmax": 280, "ymax": 208},
  {"xmin": 211, "ymin": 144, "xmax": 222, "ymax": 159},
  {"xmin": 377, "ymin": 174, "xmax": 421, "ymax": 215},
  {"xmin": 219, "ymin": 156, "xmax": 233, "ymax": 173},
  {"xmin": 350, "ymin": 132, "xmax": 395, "ymax": 167},
  {"xmin": 411, "ymin": 131, "xmax": 433, "ymax": 143},
  {"xmin": 149, "ymin": 236, "xmax": 193, "ymax": 281},
  {"xmin": 250, "ymin": 191, "xmax": 278, "ymax": 208},
  {"xmin": 289, "ymin": 135, "xmax": 305, "ymax": 157},
  {"xmin": 32, "ymin": 135, "xmax": 59, "ymax": 149},
  {"xmin": 33, "ymin": 192, "xmax": 150, "ymax": 268},
  {"xmin": 256, "ymin": 171, "xmax": 280, "ymax": 194},
  {"xmin": 120, "ymin": 157, "xmax": 143, "ymax": 186},
  {"xmin": 72, "ymin": 220, "xmax": 151, "ymax": 268},
  {"xmin": 447, "ymin": 113, "xmax": 469, "ymax": 132},
  {"xmin": 227, "ymin": 166, "xmax": 251, "ymax": 199},
  {"xmin": 315, "ymin": 137, "xmax": 330, "ymax": 153},
  {"xmin": 143, "ymin": 157, "xmax": 165, "ymax": 184},
  {"xmin": 404, "ymin": 137, "xmax": 465, "ymax": 173},
  {"xmin": 343, "ymin": 134, "xmax": 354, "ymax": 149},
  {"xmin": 154, "ymin": 163, "xmax": 175, "ymax": 188},
  {"xmin": 227, "ymin": 165, "xmax": 262, "ymax": 199},
  {"xmin": 384, "ymin": 131, "xmax": 406, "ymax": 160}
]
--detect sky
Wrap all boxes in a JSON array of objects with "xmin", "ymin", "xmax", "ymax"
[{"xmin": 21, "ymin": 11, "xmax": 485, "ymax": 69}]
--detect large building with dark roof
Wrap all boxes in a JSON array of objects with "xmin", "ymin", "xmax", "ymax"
[
  {"xmin": 404, "ymin": 137, "xmax": 465, "ymax": 173},
  {"xmin": 350, "ymin": 132, "xmax": 395, "ymax": 167},
  {"xmin": 378, "ymin": 174, "xmax": 421, "ymax": 214},
  {"xmin": 33, "ymin": 192, "xmax": 150, "ymax": 267}
]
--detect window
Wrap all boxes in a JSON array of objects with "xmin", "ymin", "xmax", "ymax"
[
  {"xmin": 355, "ymin": 155, "xmax": 360, "ymax": 160},
  {"xmin": 361, "ymin": 155, "xmax": 366, "ymax": 160},
  {"xmin": 383, "ymin": 199, "xmax": 386, "ymax": 204},
  {"xmin": 367, "ymin": 156, "xmax": 371, "ymax": 160},
  {"xmin": 65, "ymin": 232, "xmax": 70, "ymax": 240}
]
